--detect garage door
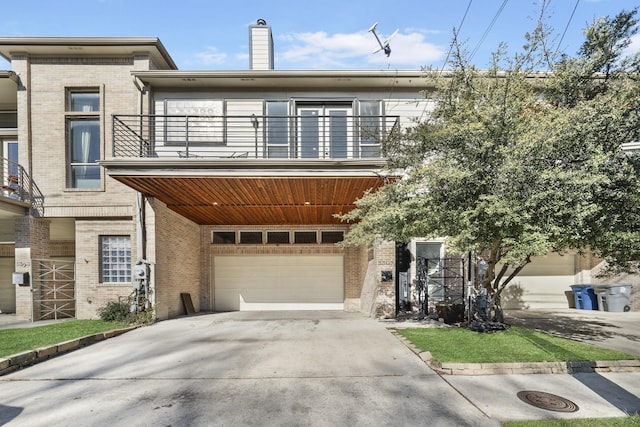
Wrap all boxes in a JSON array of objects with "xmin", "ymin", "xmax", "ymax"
[
  {"xmin": 503, "ymin": 253, "xmax": 576, "ymax": 310},
  {"xmin": 214, "ymin": 255, "xmax": 344, "ymax": 311}
]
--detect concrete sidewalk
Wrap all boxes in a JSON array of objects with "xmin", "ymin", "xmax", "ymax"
[
  {"xmin": 0, "ymin": 314, "xmax": 72, "ymax": 329},
  {"xmin": 383, "ymin": 308, "xmax": 640, "ymax": 422}
]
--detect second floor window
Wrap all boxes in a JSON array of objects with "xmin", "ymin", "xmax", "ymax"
[{"xmin": 66, "ymin": 90, "xmax": 101, "ymax": 189}]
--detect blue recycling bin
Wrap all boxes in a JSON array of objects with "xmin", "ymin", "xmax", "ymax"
[{"xmin": 570, "ymin": 285, "xmax": 598, "ymax": 310}]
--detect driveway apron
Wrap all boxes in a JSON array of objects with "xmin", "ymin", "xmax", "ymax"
[{"xmin": 0, "ymin": 311, "xmax": 497, "ymax": 426}]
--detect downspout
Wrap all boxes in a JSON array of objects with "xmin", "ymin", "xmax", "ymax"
[
  {"xmin": 132, "ymin": 75, "xmax": 155, "ymax": 316},
  {"xmin": 133, "ymin": 76, "xmax": 148, "ymax": 261},
  {"xmin": 24, "ymin": 63, "xmax": 34, "ymax": 218}
]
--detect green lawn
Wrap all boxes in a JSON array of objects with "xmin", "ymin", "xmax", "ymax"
[
  {"xmin": 396, "ymin": 326, "xmax": 639, "ymax": 363},
  {"xmin": 0, "ymin": 320, "xmax": 128, "ymax": 358},
  {"xmin": 503, "ymin": 416, "xmax": 640, "ymax": 426}
]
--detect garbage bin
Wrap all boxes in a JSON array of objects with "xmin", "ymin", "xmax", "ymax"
[
  {"xmin": 592, "ymin": 284, "xmax": 633, "ymax": 312},
  {"xmin": 570, "ymin": 285, "xmax": 598, "ymax": 310}
]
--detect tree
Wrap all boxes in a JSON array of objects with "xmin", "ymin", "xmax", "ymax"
[{"xmin": 341, "ymin": 5, "xmax": 640, "ymax": 321}]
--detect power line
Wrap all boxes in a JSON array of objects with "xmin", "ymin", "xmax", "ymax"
[
  {"xmin": 555, "ymin": 0, "xmax": 580, "ymax": 56},
  {"xmin": 418, "ymin": 0, "xmax": 474, "ymax": 122},
  {"xmin": 439, "ymin": 0, "xmax": 474, "ymax": 72},
  {"xmin": 469, "ymin": 0, "xmax": 509, "ymax": 61}
]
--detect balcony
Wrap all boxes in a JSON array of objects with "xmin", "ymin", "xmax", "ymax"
[
  {"xmin": 0, "ymin": 157, "xmax": 44, "ymax": 216},
  {"xmin": 112, "ymin": 114, "xmax": 399, "ymax": 159}
]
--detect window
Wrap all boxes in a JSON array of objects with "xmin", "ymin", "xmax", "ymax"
[
  {"xmin": 164, "ymin": 99, "xmax": 223, "ymax": 146},
  {"xmin": 294, "ymin": 231, "xmax": 317, "ymax": 244},
  {"xmin": 266, "ymin": 101, "xmax": 289, "ymax": 158},
  {"xmin": 66, "ymin": 90, "xmax": 101, "ymax": 189},
  {"xmin": 213, "ymin": 231, "xmax": 236, "ymax": 244},
  {"xmin": 0, "ymin": 112, "xmax": 17, "ymax": 128},
  {"xmin": 267, "ymin": 231, "xmax": 290, "ymax": 244},
  {"xmin": 100, "ymin": 236, "xmax": 131, "ymax": 283},
  {"xmin": 359, "ymin": 101, "xmax": 382, "ymax": 158},
  {"xmin": 321, "ymin": 231, "xmax": 344, "ymax": 244},
  {"xmin": 240, "ymin": 231, "xmax": 263, "ymax": 244}
]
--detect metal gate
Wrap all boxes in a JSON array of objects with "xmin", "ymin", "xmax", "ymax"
[
  {"xmin": 416, "ymin": 257, "xmax": 466, "ymax": 319},
  {"xmin": 32, "ymin": 259, "xmax": 76, "ymax": 320}
]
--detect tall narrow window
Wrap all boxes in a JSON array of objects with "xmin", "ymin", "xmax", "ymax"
[
  {"xmin": 66, "ymin": 90, "xmax": 101, "ymax": 189},
  {"xmin": 100, "ymin": 236, "xmax": 131, "ymax": 283},
  {"xmin": 266, "ymin": 101, "xmax": 289, "ymax": 158},
  {"xmin": 359, "ymin": 101, "xmax": 382, "ymax": 158}
]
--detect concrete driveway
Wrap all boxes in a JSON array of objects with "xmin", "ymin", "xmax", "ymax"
[
  {"xmin": 0, "ymin": 311, "xmax": 497, "ymax": 427},
  {"xmin": 505, "ymin": 308, "xmax": 640, "ymax": 356}
]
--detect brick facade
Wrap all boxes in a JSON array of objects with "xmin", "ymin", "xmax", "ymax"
[
  {"xmin": 74, "ymin": 219, "xmax": 136, "ymax": 319},
  {"xmin": 148, "ymin": 198, "xmax": 201, "ymax": 320},
  {"xmin": 7, "ymin": 52, "xmax": 156, "ymax": 320},
  {"xmin": 14, "ymin": 217, "xmax": 50, "ymax": 320}
]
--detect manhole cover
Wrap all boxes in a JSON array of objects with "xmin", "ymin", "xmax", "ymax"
[{"xmin": 516, "ymin": 390, "xmax": 579, "ymax": 413}]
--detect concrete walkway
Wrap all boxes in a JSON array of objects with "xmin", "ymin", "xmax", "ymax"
[
  {"xmin": 0, "ymin": 310, "xmax": 638, "ymax": 425},
  {"xmin": 0, "ymin": 314, "xmax": 72, "ymax": 329}
]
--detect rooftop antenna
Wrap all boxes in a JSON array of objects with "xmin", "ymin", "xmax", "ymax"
[{"xmin": 368, "ymin": 22, "xmax": 398, "ymax": 57}]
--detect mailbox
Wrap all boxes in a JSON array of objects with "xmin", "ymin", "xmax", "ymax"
[{"xmin": 12, "ymin": 272, "xmax": 30, "ymax": 286}]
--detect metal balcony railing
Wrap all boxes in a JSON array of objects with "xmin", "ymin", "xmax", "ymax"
[
  {"xmin": 112, "ymin": 114, "xmax": 400, "ymax": 159},
  {"xmin": 0, "ymin": 157, "xmax": 44, "ymax": 216}
]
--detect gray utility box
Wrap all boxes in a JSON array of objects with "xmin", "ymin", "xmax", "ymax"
[{"xmin": 592, "ymin": 284, "xmax": 633, "ymax": 312}]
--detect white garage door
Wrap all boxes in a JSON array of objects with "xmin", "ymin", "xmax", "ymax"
[
  {"xmin": 214, "ymin": 255, "xmax": 344, "ymax": 311},
  {"xmin": 503, "ymin": 253, "xmax": 576, "ymax": 310}
]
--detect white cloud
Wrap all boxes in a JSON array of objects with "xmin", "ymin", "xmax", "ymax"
[
  {"xmin": 624, "ymin": 33, "xmax": 640, "ymax": 57},
  {"xmin": 195, "ymin": 47, "xmax": 228, "ymax": 66},
  {"xmin": 276, "ymin": 29, "xmax": 445, "ymax": 69}
]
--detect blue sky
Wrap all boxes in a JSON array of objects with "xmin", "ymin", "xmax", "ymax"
[{"xmin": 1, "ymin": 0, "xmax": 639, "ymax": 70}]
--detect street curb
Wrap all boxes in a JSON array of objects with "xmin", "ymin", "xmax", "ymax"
[
  {"xmin": 389, "ymin": 329, "xmax": 640, "ymax": 375},
  {"xmin": 0, "ymin": 326, "xmax": 138, "ymax": 376}
]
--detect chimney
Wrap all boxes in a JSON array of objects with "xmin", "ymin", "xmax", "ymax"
[{"xmin": 249, "ymin": 18, "xmax": 274, "ymax": 70}]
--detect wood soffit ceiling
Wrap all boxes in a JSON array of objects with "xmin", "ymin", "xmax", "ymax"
[{"xmin": 112, "ymin": 175, "xmax": 386, "ymax": 225}]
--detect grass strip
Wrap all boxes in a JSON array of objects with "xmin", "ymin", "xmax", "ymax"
[
  {"xmin": 0, "ymin": 320, "xmax": 128, "ymax": 358},
  {"xmin": 396, "ymin": 326, "xmax": 638, "ymax": 363},
  {"xmin": 503, "ymin": 416, "xmax": 640, "ymax": 426}
]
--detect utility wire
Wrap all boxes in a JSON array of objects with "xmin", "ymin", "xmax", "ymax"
[
  {"xmin": 469, "ymin": 0, "xmax": 509, "ymax": 61},
  {"xmin": 439, "ymin": 0, "xmax": 474, "ymax": 73},
  {"xmin": 555, "ymin": 0, "xmax": 580, "ymax": 57},
  {"xmin": 418, "ymin": 0, "xmax": 474, "ymax": 122}
]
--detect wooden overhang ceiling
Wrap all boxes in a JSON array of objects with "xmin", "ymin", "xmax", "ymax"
[{"xmin": 102, "ymin": 159, "xmax": 389, "ymax": 226}]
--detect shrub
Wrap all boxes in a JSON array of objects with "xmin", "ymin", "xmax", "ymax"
[
  {"xmin": 97, "ymin": 300, "xmax": 133, "ymax": 323},
  {"xmin": 97, "ymin": 298, "xmax": 156, "ymax": 325}
]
